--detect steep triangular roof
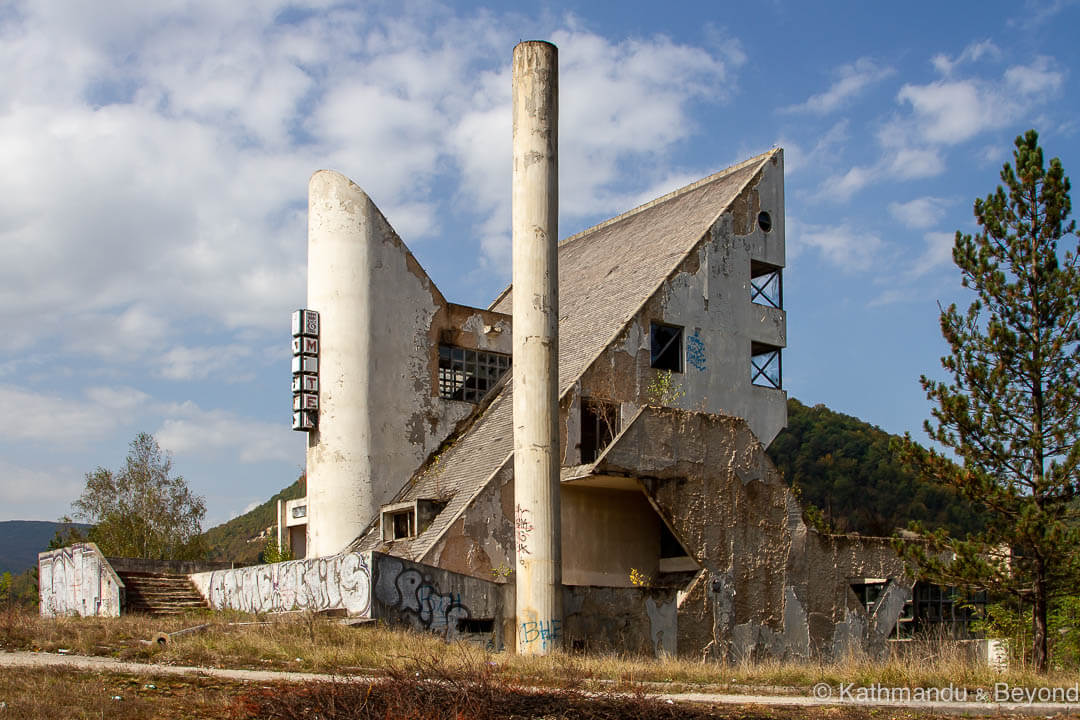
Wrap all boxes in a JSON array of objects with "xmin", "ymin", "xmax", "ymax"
[{"xmin": 353, "ymin": 150, "xmax": 778, "ymax": 559}]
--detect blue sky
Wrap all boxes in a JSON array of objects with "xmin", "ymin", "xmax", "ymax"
[{"xmin": 1, "ymin": 0, "xmax": 1077, "ymax": 525}]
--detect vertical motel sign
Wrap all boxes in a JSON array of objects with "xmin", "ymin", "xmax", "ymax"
[{"xmin": 291, "ymin": 309, "xmax": 319, "ymax": 431}]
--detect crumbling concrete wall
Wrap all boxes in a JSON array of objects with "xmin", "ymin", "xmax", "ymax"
[
  {"xmin": 38, "ymin": 543, "xmax": 124, "ymax": 617},
  {"xmin": 190, "ymin": 551, "xmax": 372, "ymax": 616},
  {"xmin": 569, "ymin": 151, "xmax": 787, "ymax": 463},
  {"xmin": 371, "ymin": 552, "xmax": 509, "ymax": 649},
  {"xmin": 595, "ymin": 407, "xmax": 909, "ymax": 661},
  {"xmin": 562, "ymin": 585, "xmax": 677, "ymax": 658},
  {"xmin": 305, "ymin": 172, "xmax": 500, "ymax": 556}
]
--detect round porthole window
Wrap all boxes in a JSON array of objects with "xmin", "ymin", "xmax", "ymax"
[{"xmin": 758, "ymin": 211, "xmax": 772, "ymax": 233}]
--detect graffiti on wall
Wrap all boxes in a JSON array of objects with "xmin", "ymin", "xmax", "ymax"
[
  {"xmin": 196, "ymin": 552, "xmax": 371, "ymax": 616},
  {"xmin": 38, "ymin": 544, "xmax": 122, "ymax": 618},
  {"xmin": 515, "ymin": 504, "xmax": 533, "ymax": 565},
  {"xmin": 374, "ymin": 557, "xmax": 476, "ymax": 639},
  {"xmin": 686, "ymin": 329, "xmax": 706, "ymax": 371},
  {"xmin": 519, "ymin": 618, "xmax": 560, "ymax": 651}
]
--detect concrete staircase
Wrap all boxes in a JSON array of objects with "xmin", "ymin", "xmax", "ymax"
[{"xmin": 118, "ymin": 571, "xmax": 209, "ymax": 615}]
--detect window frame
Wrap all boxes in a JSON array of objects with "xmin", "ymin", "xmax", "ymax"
[{"xmin": 650, "ymin": 322, "xmax": 684, "ymax": 373}]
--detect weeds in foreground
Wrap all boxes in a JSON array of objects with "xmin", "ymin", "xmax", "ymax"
[
  {"xmin": 8, "ymin": 607, "xmax": 1077, "ymax": 696},
  {"xmin": 233, "ymin": 655, "xmax": 720, "ymax": 720}
]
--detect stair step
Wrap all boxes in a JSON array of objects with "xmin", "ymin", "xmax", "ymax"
[{"xmin": 117, "ymin": 570, "xmax": 209, "ymax": 616}]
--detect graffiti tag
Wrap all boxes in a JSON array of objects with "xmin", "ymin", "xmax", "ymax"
[
  {"xmin": 520, "ymin": 618, "xmax": 561, "ymax": 651},
  {"xmin": 686, "ymin": 330, "xmax": 706, "ymax": 371},
  {"xmin": 515, "ymin": 504, "xmax": 533, "ymax": 565}
]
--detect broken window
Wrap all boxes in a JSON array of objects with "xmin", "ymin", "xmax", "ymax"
[
  {"xmin": 438, "ymin": 345, "xmax": 511, "ymax": 403},
  {"xmin": 912, "ymin": 582, "xmax": 985, "ymax": 638},
  {"xmin": 389, "ymin": 510, "xmax": 414, "ymax": 540},
  {"xmin": 751, "ymin": 342, "xmax": 782, "ymax": 389},
  {"xmin": 580, "ymin": 398, "xmax": 619, "ymax": 464},
  {"xmin": 751, "ymin": 260, "xmax": 783, "ymax": 309},
  {"xmin": 650, "ymin": 322, "xmax": 683, "ymax": 372}
]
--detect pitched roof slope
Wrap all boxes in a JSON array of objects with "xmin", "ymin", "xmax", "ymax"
[
  {"xmin": 353, "ymin": 150, "xmax": 776, "ymax": 560},
  {"xmin": 492, "ymin": 151, "xmax": 774, "ymax": 389}
]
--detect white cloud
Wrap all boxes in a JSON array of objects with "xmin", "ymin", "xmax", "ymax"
[
  {"xmin": 897, "ymin": 55, "xmax": 1065, "ymax": 147},
  {"xmin": 897, "ymin": 80, "xmax": 995, "ymax": 145},
  {"xmin": 783, "ymin": 58, "xmax": 894, "ymax": 115},
  {"xmin": 816, "ymin": 165, "xmax": 875, "ymax": 203},
  {"xmin": 777, "ymin": 120, "xmax": 849, "ymax": 176},
  {"xmin": 1005, "ymin": 56, "xmax": 1065, "ymax": 96},
  {"xmin": 931, "ymin": 40, "xmax": 1000, "ymax": 76},
  {"xmin": 793, "ymin": 222, "xmax": 884, "ymax": 272},
  {"xmin": 887, "ymin": 147, "xmax": 945, "ymax": 179},
  {"xmin": 0, "ymin": 460, "xmax": 84, "ymax": 521},
  {"xmin": 0, "ymin": 385, "xmax": 141, "ymax": 444},
  {"xmin": 908, "ymin": 231, "xmax": 957, "ymax": 278},
  {"xmin": 157, "ymin": 344, "xmax": 256, "ymax": 382},
  {"xmin": 156, "ymin": 401, "xmax": 303, "ymax": 464},
  {"xmin": 888, "ymin": 197, "xmax": 950, "ymax": 229}
]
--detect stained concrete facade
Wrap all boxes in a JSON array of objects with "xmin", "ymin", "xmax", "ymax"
[
  {"xmin": 39, "ymin": 543, "xmax": 124, "ymax": 618},
  {"xmin": 304, "ymin": 170, "xmax": 512, "ymax": 557},
  {"xmin": 290, "ymin": 149, "xmax": 910, "ymax": 659},
  {"xmin": 36, "ymin": 149, "xmax": 915, "ymax": 658}
]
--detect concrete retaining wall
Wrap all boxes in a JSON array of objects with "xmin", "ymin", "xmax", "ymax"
[
  {"xmin": 190, "ymin": 551, "xmax": 372, "ymax": 616},
  {"xmin": 38, "ymin": 543, "xmax": 124, "ymax": 617},
  {"xmin": 371, "ymin": 552, "xmax": 509, "ymax": 648}
]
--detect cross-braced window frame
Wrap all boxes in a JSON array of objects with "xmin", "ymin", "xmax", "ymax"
[
  {"xmin": 751, "ymin": 260, "xmax": 783, "ymax": 309},
  {"xmin": 438, "ymin": 345, "xmax": 511, "ymax": 403},
  {"xmin": 751, "ymin": 342, "xmax": 782, "ymax": 389}
]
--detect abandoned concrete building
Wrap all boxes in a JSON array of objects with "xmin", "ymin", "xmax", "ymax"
[
  {"xmin": 275, "ymin": 132, "xmax": 914, "ymax": 659},
  {"xmin": 39, "ymin": 42, "xmax": 950, "ymax": 663}
]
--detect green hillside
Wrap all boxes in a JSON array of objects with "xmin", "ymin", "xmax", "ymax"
[
  {"xmin": 767, "ymin": 398, "xmax": 982, "ymax": 537},
  {"xmin": 202, "ymin": 401, "xmax": 980, "ymax": 560},
  {"xmin": 202, "ymin": 477, "xmax": 305, "ymax": 564}
]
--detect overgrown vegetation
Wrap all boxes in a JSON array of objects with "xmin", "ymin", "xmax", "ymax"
[
  {"xmin": 768, "ymin": 398, "xmax": 982, "ymax": 537},
  {"xmin": 4, "ymin": 607, "xmax": 1077, "ymax": 696}
]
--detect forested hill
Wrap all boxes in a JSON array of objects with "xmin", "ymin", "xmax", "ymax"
[
  {"xmin": 202, "ymin": 401, "xmax": 981, "ymax": 562},
  {"xmin": 767, "ymin": 398, "xmax": 982, "ymax": 538},
  {"xmin": 201, "ymin": 478, "xmax": 304, "ymax": 564},
  {"xmin": 0, "ymin": 521, "xmax": 91, "ymax": 574}
]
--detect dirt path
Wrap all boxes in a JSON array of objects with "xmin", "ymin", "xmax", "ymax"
[{"xmin": 2, "ymin": 651, "xmax": 1078, "ymax": 717}]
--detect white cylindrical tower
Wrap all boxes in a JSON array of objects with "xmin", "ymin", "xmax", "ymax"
[
  {"xmin": 511, "ymin": 40, "xmax": 562, "ymax": 655},
  {"xmin": 305, "ymin": 170, "xmax": 377, "ymax": 558}
]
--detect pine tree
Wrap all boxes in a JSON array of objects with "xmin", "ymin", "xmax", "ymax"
[{"xmin": 899, "ymin": 130, "xmax": 1080, "ymax": 672}]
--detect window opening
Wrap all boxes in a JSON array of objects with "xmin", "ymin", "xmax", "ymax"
[
  {"xmin": 659, "ymin": 523, "xmax": 688, "ymax": 559},
  {"xmin": 438, "ymin": 345, "xmax": 511, "ymax": 403},
  {"xmin": 912, "ymin": 582, "xmax": 985, "ymax": 638},
  {"xmin": 751, "ymin": 342, "xmax": 782, "ymax": 389},
  {"xmin": 458, "ymin": 617, "xmax": 495, "ymax": 633},
  {"xmin": 750, "ymin": 261, "xmax": 783, "ymax": 309},
  {"xmin": 650, "ymin": 323, "xmax": 683, "ymax": 372},
  {"xmin": 758, "ymin": 211, "xmax": 773, "ymax": 233},
  {"xmin": 580, "ymin": 398, "xmax": 619, "ymax": 464},
  {"xmin": 391, "ymin": 510, "xmax": 414, "ymax": 540}
]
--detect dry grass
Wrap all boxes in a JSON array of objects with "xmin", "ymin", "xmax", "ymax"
[
  {"xmin": 0, "ymin": 666, "xmax": 242, "ymax": 719},
  {"xmin": 2, "ymin": 606, "xmax": 1073, "ymax": 698}
]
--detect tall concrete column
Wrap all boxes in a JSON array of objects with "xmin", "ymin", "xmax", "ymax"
[
  {"xmin": 305, "ymin": 170, "xmax": 376, "ymax": 558},
  {"xmin": 511, "ymin": 40, "xmax": 561, "ymax": 655}
]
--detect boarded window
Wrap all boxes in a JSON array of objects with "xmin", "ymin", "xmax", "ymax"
[
  {"xmin": 438, "ymin": 345, "xmax": 511, "ymax": 403},
  {"xmin": 580, "ymin": 399, "xmax": 618, "ymax": 464},
  {"xmin": 650, "ymin": 323, "xmax": 683, "ymax": 372}
]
